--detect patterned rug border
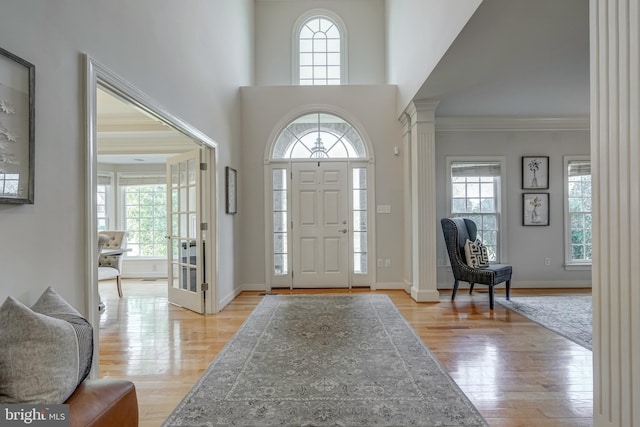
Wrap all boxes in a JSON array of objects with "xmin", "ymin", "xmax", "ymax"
[
  {"xmin": 163, "ymin": 294, "xmax": 488, "ymax": 426},
  {"xmin": 497, "ymin": 295, "xmax": 592, "ymax": 351}
]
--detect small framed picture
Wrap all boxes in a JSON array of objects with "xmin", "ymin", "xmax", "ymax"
[
  {"xmin": 523, "ymin": 193, "xmax": 549, "ymax": 226},
  {"xmin": 225, "ymin": 166, "xmax": 237, "ymax": 214},
  {"xmin": 522, "ymin": 156, "xmax": 549, "ymax": 190}
]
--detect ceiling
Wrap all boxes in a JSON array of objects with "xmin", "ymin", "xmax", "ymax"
[
  {"xmin": 97, "ymin": 88, "xmax": 198, "ymax": 165},
  {"xmin": 414, "ymin": 0, "xmax": 590, "ymax": 117}
]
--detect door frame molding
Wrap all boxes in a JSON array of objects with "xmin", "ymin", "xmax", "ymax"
[
  {"xmin": 85, "ymin": 55, "xmax": 219, "ymax": 374},
  {"xmin": 264, "ymin": 159, "xmax": 376, "ymax": 290}
]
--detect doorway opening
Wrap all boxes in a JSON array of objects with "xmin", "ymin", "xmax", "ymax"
[{"xmin": 86, "ymin": 56, "xmax": 219, "ymax": 372}]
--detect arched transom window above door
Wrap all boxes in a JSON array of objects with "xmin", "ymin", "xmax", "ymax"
[{"xmin": 272, "ymin": 113, "xmax": 367, "ymax": 159}]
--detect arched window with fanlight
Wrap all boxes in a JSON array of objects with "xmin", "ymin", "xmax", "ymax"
[
  {"xmin": 272, "ymin": 113, "xmax": 365, "ymax": 159},
  {"xmin": 266, "ymin": 112, "xmax": 373, "ymax": 288},
  {"xmin": 294, "ymin": 12, "xmax": 347, "ymax": 85}
]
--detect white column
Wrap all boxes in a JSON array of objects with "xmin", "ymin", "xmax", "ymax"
[
  {"xmin": 591, "ymin": 0, "xmax": 640, "ymax": 425},
  {"xmin": 405, "ymin": 100, "xmax": 440, "ymax": 302},
  {"xmin": 400, "ymin": 112, "xmax": 413, "ymax": 294}
]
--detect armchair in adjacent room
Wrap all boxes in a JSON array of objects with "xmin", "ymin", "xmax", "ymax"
[
  {"xmin": 440, "ymin": 218, "xmax": 512, "ymax": 310},
  {"xmin": 98, "ymin": 231, "xmax": 127, "ymax": 298}
]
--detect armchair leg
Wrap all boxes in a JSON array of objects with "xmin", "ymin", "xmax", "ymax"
[
  {"xmin": 469, "ymin": 283, "xmax": 475, "ymax": 294},
  {"xmin": 489, "ymin": 286, "xmax": 495, "ymax": 310},
  {"xmin": 116, "ymin": 276, "xmax": 123, "ymax": 298},
  {"xmin": 451, "ymin": 279, "xmax": 460, "ymax": 301},
  {"xmin": 505, "ymin": 280, "xmax": 511, "ymax": 301}
]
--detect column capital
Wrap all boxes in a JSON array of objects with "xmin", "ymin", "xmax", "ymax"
[{"xmin": 404, "ymin": 99, "xmax": 440, "ymax": 123}]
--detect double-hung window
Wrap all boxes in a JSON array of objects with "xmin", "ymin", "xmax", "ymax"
[
  {"xmin": 564, "ymin": 157, "xmax": 591, "ymax": 267},
  {"xmin": 448, "ymin": 158, "xmax": 505, "ymax": 262},
  {"xmin": 119, "ymin": 174, "xmax": 167, "ymax": 258}
]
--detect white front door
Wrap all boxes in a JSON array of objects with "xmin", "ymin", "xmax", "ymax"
[
  {"xmin": 166, "ymin": 150, "xmax": 204, "ymax": 313},
  {"xmin": 292, "ymin": 162, "xmax": 349, "ymax": 287}
]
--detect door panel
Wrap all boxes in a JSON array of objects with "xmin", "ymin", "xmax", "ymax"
[
  {"xmin": 324, "ymin": 237, "xmax": 341, "ymax": 272},
  {"xmin": 324, "ymin": 191, "xmax": 340, "ymax": 224},
  {"xmin": 299, "ymin": 191, "xmax": 317, "ymax": 225},
  {"xmin": 300, "ymin": 238, "xmax": 318, "ymax": 272},
  {"xmin": 166, "ymin": 150, "xmax": 204, "ymax": 313},
  {"xmin": 292, "ymin": 162, "xmax": 349, "ymax": 287}
]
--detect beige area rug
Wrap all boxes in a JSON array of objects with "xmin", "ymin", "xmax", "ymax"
[
  {"xmin": 498, "ymin": 295, "xmax": 592, "ymax": 350},
  {"xmin": 163, "ymin": 294, "xmax": 487, "ymax": 426}
]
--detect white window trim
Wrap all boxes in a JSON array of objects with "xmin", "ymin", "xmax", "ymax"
[
  {"xmin": 563, "ymin": 155, "xmax": 592, "ymax": 270},
  {"xmin": 445, "ymin": 156, "xmax": 507, "ymax": 263},
  {"xmin": 97, "ymin": 171, "xmax": 115, "ymax": 231},
  {"xmin": 291, "ymin": 9, "xmax": 349, "ymax": 85},
  {"xmin": 117, "ymin": 172, "xmax": 168, "ymax": 260}
]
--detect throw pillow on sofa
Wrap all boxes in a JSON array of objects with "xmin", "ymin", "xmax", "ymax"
[
  {"xmin": 0, "ymin": 287, "xmax": 94, "ymax": 404},
  {"xmin": 31, "ymin": 286, "xmax": 94, "ymax": 387}
]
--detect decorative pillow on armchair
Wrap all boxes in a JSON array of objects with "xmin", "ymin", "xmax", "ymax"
[{"xmin": 464, "ymin": 238, "xmax": 490, "ymax": 268}]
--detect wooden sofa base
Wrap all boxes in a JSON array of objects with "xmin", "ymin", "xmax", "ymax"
[{"xmin": 64, "ymin": 379, "xmax": 138, "ymax": 427}]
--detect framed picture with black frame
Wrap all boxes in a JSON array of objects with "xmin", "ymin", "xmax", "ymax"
[
  {"xmin": 522, "ymin": 156, "xmax": 549, "ymax": 190},
  {"xmin": 0, "ymin": 46, "xmax": 35, "ymax": 204},
  {"xmin": 225, "ymin": 166, "xmax": 237, "ymax": 214},
  {"xmin": 523, "ymin": 193, "xmax": 549, "ymax": 226}
]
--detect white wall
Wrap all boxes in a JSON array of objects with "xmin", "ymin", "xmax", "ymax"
[
  {"xmin": 435, "ymin": 121, "xmax": 592, "ymax": 288},
  {"xmin": 385, "ymin": 0, "xmax": 482, "ymax": 115},
  {"xmin": 239, "ymin": 85, "xmax": 404, "ymax": 288},
  {"xmin": 254, "ymin": 0, "xmax": 386, "ymax": 85},
  {"xmin": 0, "ymin": 1, "xmax": 253, "ymax": 313}
]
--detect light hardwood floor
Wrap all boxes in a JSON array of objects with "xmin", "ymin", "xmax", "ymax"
[{"xmin": 98, "ymin": 280, "xmax": 593, "ymax": 427}]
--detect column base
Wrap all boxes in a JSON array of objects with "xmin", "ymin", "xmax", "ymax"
[{"xmin": 410, "ymin": 287, "xmax": 440, "ymax": 302}]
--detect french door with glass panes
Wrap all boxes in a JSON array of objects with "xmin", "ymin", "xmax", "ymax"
[
  {"xmin": 270, "ymin": 161, "xmax": 370, "ymax": 288},
  {"xmin": 166, "ymin": 150, "xmax": 204, "ymax": 313}
]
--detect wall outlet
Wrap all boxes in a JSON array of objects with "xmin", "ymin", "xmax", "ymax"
[
  {"xmin": 377, "ymin": 258, "xmax": 383, "ymax": 268},
  {"xmin": 384, "ymin": 259, "xmax": 391, "ymax": 267},
  {"xmin": 544, "ymin": 257, "xmax": 551, "ymax": 266}
]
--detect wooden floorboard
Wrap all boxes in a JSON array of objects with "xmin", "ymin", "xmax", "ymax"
[{"xmin": 98, "ymin": 280, "xmax": 593, "ymax": 427}]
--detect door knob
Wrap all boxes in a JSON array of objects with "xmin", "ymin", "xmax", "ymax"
[{"xmin": 338, "ymin": 229, "xmax": 348, "ymax": 233}]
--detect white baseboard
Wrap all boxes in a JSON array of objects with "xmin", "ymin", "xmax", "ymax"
[
  {"xmin": 375, "ymin": 282, "xmax": 406, "ymax": 290},
  {"xmin": 121, "ymin": 274, "xmax": 167, "ymax": 280},
  {"xmin": 241, "ymin": 283, "xmax": 269, "ymax": 291},
  {"xmin": 218, "ymin": 287, "xmax": 243, "ymax": 311},
  {"xmin": 437, "ymin": 280, "xmax": 592, "ymax": 290},
  {"xmin": 403, "ymin": 280, "xmax": 412, "ymax": 294}
]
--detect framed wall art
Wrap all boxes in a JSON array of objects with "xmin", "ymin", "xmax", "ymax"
[
  {"xmin": 522, "ymin": 156, "xmax": 549, "ymax": 190},
  {"xmin": 0, "ymin": 46, "xmax": 35, "ymax": 204},
  {"xmin": 523, "ymin": 193, "xmax": 549, "ymax": 226},
  {"xmin": 225, "ymin": 166, "xmax": 237, "ymax": 214}
]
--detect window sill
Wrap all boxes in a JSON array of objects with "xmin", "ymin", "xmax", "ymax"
[{"xmin": 564, "ymin": 263, "xmax": 592, "ymax": 271}]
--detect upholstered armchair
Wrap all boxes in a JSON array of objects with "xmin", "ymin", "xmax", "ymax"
[
  {"xmin": 440, "ymin": 218, "xmax": 512, "ymax": 310},
  {"xmin": 98, "ymin": 231, "xmax": 127, "ymax": 298}
]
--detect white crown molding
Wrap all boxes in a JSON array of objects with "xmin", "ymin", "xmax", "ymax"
[
  {"xmin": 435, "ymin": 116, "xmax": 590, "ymax": 131},
  {"xmin": 97, "ymin": 138, "xmax": 194, "ymax": 155}
]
